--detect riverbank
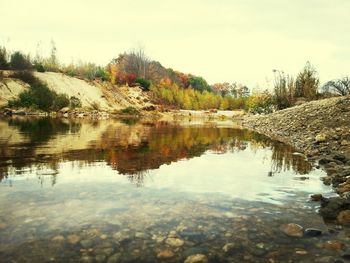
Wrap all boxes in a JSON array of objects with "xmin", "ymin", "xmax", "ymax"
[{"xmin": 243, "ymin": 96, "xmax": 350, "ymax": 222}]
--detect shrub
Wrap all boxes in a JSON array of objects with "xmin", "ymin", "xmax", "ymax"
[
  {"xmin": 246, "ymin": 90, "xmax": 274, "ymax": 114},
  {"xmin": 53, "ymin": 94, "xmax": 69, "ymax": 110},
  {"xmin": 10, "ymin": 51, "xmax": 32, "ymax": 70},
  {"xmin": 35, "ymin": 63, "xmax": 46, "ymax": 72},
  {"xmin": 70, "ymin": 96, "xmax": 82, "ymax": 108},
  {"xmin": 119, "ymin": 106, "xmax": 140, "ymax": 115},
  {"xmin": 10, "ymin": 71, "xmax": 39, "ymax": 85},
  {"xmin": 135, "ymin": 77, "xmax": 151, "ymax": 90}
]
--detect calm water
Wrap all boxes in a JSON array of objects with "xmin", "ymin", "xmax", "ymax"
[{"xmin": 0, "ymin": 117, "xmax": 343, "ymax": 262}]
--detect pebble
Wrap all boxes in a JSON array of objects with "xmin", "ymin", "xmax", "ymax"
[
  {"xmin": 184, "ymin": 254, "xmax": 208, "ymax": 263},
  {"xmin": 222, "ymin": 243, "xmax": 235, "ymax": 253},
  {"xmin": 51, "ymin": 235, "xmax": 65, "ymax": 242},
  {"xmin": 67, "ymin": 234, "xmax": 80, "ymax": 244},
  {"xmin": 323, "ymin": 240, "xmax": 345, "ymax": 251},
  {"xmin": 107, "ymin": 253, "xmax": 121, "ymax": 263},
  {"xmin": 280, "ymin": 223, "xmax": 303, "ymax": 237},
  {"xmin": 304, "ymin": 228, "xmax": 322, "ymax": 237},
  {"xmin": 95, "ymin": 255, "xmax": 106, "ymax": 263},
  {"xmin": 337, "ymin": 210, "xmax": 350, "ymax": 225},
  {"xmin": 310, "ymin": 194, "xmax": 323, "ymax": 201},
  {"xmin": 157, "ymin": 250, "xmax": 175, "ymax": 259},
  {"xmin": 165, "ymin": 237, "xmax": 184, "ymax": 247}
]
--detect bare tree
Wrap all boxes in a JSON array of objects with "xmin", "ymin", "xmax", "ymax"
[{"xmin": 322, "ymin": 77, "xmax": 350, "ymax": 96}]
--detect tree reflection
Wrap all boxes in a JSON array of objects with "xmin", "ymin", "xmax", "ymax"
[{"xmin": 0, "ymin": 118, "xmax": 313, "ymax": 186}]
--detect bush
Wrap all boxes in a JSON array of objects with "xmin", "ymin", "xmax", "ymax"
[
  {"xmin": 35, "ymin": 63, "xmax": 46, "ymax": 72},
  {"xmin": 119, "ymin": 106, "xmax": 140, "ymax": 115},
  {"xmin": 246, "ymin": 90, "xmax": 274, "ymax": 114},
  {"xmin": 10, "ymin": 51, "xmax": 32, "ymax": 70},
  {"xmin": 70, "ymin": 96, "xmax": 82, "ymax": 108},
  {"xmin": 8, "ymin": 75, "xmax": 71, "ymax": 111},
  {"xmin": 10, "ymin": 71, "xmax": 39, "ymax": 85},
  {"xmin": 135, "ymin": 77, "xmax": 151, "ymax": 90},
  {"xmin": 53, "ymin": 94, "xmax": 69, "ymax": 110}
]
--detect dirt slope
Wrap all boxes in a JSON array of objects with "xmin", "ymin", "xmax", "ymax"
[{"xmin": 0, "ymin": 71, "xmax": 153, "ymax": 111}]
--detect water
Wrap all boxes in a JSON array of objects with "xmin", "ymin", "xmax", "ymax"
[{"xmin": 0, "ymin": 117, "xmax": 342, "ymax": 262}]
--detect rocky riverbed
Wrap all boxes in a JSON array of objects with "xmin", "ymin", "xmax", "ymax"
[{"xmin": 243, "ymin": 96, "xmax": 350, "ymax": 224}]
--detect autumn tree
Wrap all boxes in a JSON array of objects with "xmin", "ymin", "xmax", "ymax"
[{"xmin": 295, "ymin": 62, "xmax": 319, "ymax": 100}]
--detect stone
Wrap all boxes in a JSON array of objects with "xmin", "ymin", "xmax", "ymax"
[
  {"xmin": 165, "ymin": 237, "xmax": 184, "ymax": 247},
  {"xmin": 80, "ymin": 239, "xmax": 94, "ymax": 248},
  {"xmin": 323, "ymin": 240, "xmax": 345, "ymax": 251},
  {"xmin": 295, "ymin": 250, "xmax": 308, "ymax": 255},
  {"xmin": 222, "ymin": 243, "xmax": 236, "ymax": 253},
  {"xmin": 184, "ymin": 254, "xmax": 208, "ymax": 263},
  {"xmin": 107, "ymin": 253, "xmax": 121, "ymax": 263},
  {"xmin": 0, "ymin": 223, "xmax": 7, "ymax": 229},
  {"xmin": 310, "ymin": 194, "xmax": 323, "ymax": 201},
  {"xmin": 320, "ymin": 197, "xmax": 350, "ymax": 220},
  {"xmin": 51, "ymin": 235, "xmax": 65, "ymax": 242},
  {"xmin": 316, "ymin": 134, "xmax": 327, "ymax": 143},
  {"xmin": 157, "ymin": 250, "xmax": 175, "ymax": 259},
  {"xmin": 67, "ymin": 234, "xmax": 80, "ymax": 244},
  {"xmin": 280, "ymin": 223, "xmax": 303, "ymax": 237},
  {"xmin": 304, "ymin": 228, "xmax": 322, "ymax": 237},
  {"xmin": 341, "ymin": 249, "xmax": 350, "ymax": 259},
  {"xmin": 337, "ymin": 210, "xmax": 350, "ymax": 225},
  {"xmin": 341, "ymin": 140, "xmax": 350, "ymax": 146},
  {"xmin": 81, "ymin": 256, "xmax": 94, "ymax": 263},
  {"xmin": 95, "ymin": 255, "xmax": 106, "ymax": 263}
]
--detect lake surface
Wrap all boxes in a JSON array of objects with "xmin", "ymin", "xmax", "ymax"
[{"xmin": 0, "ymin": 117, "xmax": 342, "ymax": 262}]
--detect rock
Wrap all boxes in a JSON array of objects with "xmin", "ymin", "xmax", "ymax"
[
  {"xmin": 295, "ymin": 250, "xmax": 308, "ymax": 255},
  {"xmin": 304, "ymin": 228, "xmax": 322, "ymax": 237},
  {"xmin": 67, "ymin": 234, "xmax": 80, "ymax": 244},
  {"xmin": 107, "ymin": 253, "xmax": 121, "ymax": 263},
  {"xmin": 337, "ymin": 210, "xmax": 350, "ymax": 225},
  {"xmin": 320, "ymin": 197, "xmax": 350, "ymax": 220},
  {"xmin": 222, "ymin": 243, "xmax": 236, "ymax": 253},
  {"xmin": 165, "ymin": 237, "xmax": 184, "ymax": 247},
  {"xmin": 157, "ymin": 250, "xmax": 175, "ymax": 259},
  {"xmin": 184, "ymin": 254, "xmax": 208, "ymax": 263},
  {"xmin": 341, "ymin": 248, "xmax": 350, "ymax": 259},
  {"xmin": 80, "ymin": 239, "xmax": 94, "ymax": 248},
  {"xmin": 341, "ymin": 140, "xmax": 350, "ymax": 146},
  {"xmin": 81, "ymin": 256, "xmax": 94, "ymax": 263},
  {"xmin": 52, "ymin": 235, "xmax": 65, "ymax": 242},
  {"xmin": 95, "ymin": 255, "xmax": 106, "ymax": 263},
  {"xmin": 316, "ymin": 134, "xmax": 327, "ymax": 143},
  {"xmin": 0, "ymin": 223, "xmax": 7, "ymax": 229},
  {"xmin": 280, "ymin": 223, "xmax": 303, "ymax": 237},
  {"xmin": 323, "ymin": 240, "xmax": 345, "ymax": 251},
  {"xmin": 310, "ymin": 194, "xmax": 323, "ymax": 201}
]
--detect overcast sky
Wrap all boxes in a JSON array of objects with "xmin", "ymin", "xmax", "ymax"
[{"xmin": 1, "ymin": 0, "xmax": 349, "ymax": 88}]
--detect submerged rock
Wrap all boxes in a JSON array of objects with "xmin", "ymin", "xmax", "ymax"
[
  {"xmin": 337, "ymin": 210, "xmax": 350, "ymax": 225},
  {"xmin": 304, "ymin": 228, "xmax": 323, "ymax": 237},
  {"xmin": 165, "ymin": 237, "xmax": 184, "ymax": 247},
  {"xmin": 320, "ymin": 197, "xmax": 350, "ymax": 220},
  {"xmin": 157, "ymin": 250, "xmax": 175, "ymax": 259},
  {"xmin": 67, "ymin": 234, "xmax": 80, "ymax": 244},
  {"xmin": 184, "ymin": 254, "xmax": 208, "ymax": 263},
  {"xmin": 280, "ymin": 223, "xmax": 303, "ymax": 237}
]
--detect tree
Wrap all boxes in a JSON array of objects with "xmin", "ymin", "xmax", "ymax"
[
  {"xmin": 0, "ymin": 46, "xmax": 9, "ymax": 69},
  {"xmin": 10, "ymin": 51, "xmax": 32, "ymax": 70},
  {"xmin": 322, "ymin": 77, "xmax": 350, "ymax": 96},
  {"xmin": 295, "ymin": 62, "xmax": 319, "ymax": 100},
  {"xmin": 188, "ymin": 76, "xmax": 211, "ymax": 92}
]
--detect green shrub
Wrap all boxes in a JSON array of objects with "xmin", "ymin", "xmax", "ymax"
[
  {"xmin": 10, "ymin": 71, "xmax": 39, "ymax": 85},
  {"xmin": 35, "ymin": 63, "xmax": 46, "ymax": 72},
  {"xmin": 53, "ymin": 94, "xmax": 69, "ymax": 110},
  {"xmin": 70, "ymin": 96, "xmax": 82, "ymax": 108},
  {"xmin": 119, "ymin": 106, "xmax": 140, "ymax": 115},
  {"xmin": 10, "ymin": 51, "xmax": 32, "ymax": 70},
  {"xmin": 135, "ymin": 77, "xmax": 151, "ymax": 91}
]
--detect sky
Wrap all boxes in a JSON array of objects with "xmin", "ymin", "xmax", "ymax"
[{"xmin": 1, "ymin": 0, "xmax": 349, "ymax": 88}]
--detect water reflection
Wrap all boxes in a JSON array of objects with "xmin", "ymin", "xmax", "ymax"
[{"xmin": 0, "ymin": 117, "xmax": 312, "ymax": 186}]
